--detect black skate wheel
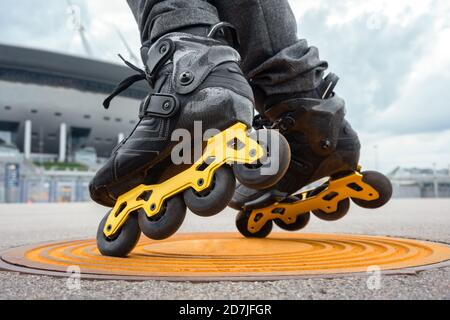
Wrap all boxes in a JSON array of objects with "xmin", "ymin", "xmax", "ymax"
[
  {"xmin": 96, "ymin": 211, "xmax": 141, "ymax": 258},
  {"xmin": 352, "ymin": 171, "xmax": 393, "ymax": 209},
  {"xmin": 275, "ymin": 212, "xmax": 311, "ymax": 231},
  {"xmin": 236, "ymin": 210, "xmax": 273, "ymax": 239},
  {"xmin": 313, "ymin": 199, "xmax": 350, "ymax": 221},
  {"xmin": 138, "ymin": 195, "xmax": 187, "ymax": 240},
  {"xmin": 184, "ymin": 166, "xmax": 236, "ymax": 217},
  {"xmin": 233, "ymin": 129, "xmax": 291, "ymax": 190}
]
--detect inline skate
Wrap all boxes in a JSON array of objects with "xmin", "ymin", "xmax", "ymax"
[
  {"xmin": 91, "ymin": 23, "xmax": 291, "ymax": 257},
  {"xmin": 235, "ymin": 168, "xmax": 393, "ymax": 238},
  {"xmin": 231, "ymin": 75, "xmax": 393, "ymax": 238}
]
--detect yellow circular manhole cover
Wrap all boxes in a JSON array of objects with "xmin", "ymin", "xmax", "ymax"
[{"xmin": 1, "ymin": 233, "xmax": 450, "ymax": 281}]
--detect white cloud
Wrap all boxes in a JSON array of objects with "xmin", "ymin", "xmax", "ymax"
[
  {"xmin": 81, "ymin": 1, "xmax": 141, "ymax": 62},
  {"xmin": 291, "ymin": 0, "xmax": 450, "ymax": 172},
  {"xmin": 0, "ymin": 0, "xmax": 449, "ymax": 173},
  {"xmin": 360, "ymin": 129, "xmax": 450, "ymax": 172}
]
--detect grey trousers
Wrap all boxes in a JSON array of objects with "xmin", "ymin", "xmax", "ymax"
[{"xmin": 126, "ymin": 0, "xmax": 329, "ymax": 112}]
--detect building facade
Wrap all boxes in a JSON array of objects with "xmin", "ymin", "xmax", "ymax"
[
  {"xmin": 0, "ymin": 44, "xmax": 147, "ymax": 203},
  {"xmin": 388, "ymin": 167, "xmax": 450, "ymax": 198},
  {"xmin": 0, "ymin": 44, "xmax": 147, "ymax": 162}
]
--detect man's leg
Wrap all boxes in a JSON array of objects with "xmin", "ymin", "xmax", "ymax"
[
  {"xmin": 209, "ymin": 0, "xmax": 361, "ymax": 208},
  {"xmin": 90, "ymin": 0, "xmax": 255, "ymax": 207},
  {"xmin": 126, "ymin": 0, "xmax": 326, "ymax": 106},
  {"xmin": 210, "ymin": 0, "xmax": 328, "ymax": 110}
]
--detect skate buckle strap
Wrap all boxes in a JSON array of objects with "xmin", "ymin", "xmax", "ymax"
[
  {"xmin": 143, "ymin": 38, "xmax": 174, "ymax": 83},
  {"xmin": 207, "ymin": 22, "xmax": 241, "ymax": 50},
  {"xmin": 140, "ymin": 93, "xmax": 179, "ymax": 119},
  {"xmin": 321, "ymin": 73, "xmax": 340, "ymax": 99}
]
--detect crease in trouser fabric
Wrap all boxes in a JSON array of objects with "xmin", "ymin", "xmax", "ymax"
[
  {"xmin": 127, "ymin": 0, "xmax": 220, "ymax": 43},
  {"xmin": 127, "ymin": 0, "xmax": 330, "ymax": 104},
  {"xmin": 209, "ymin": 0, "xmax": 329, "ymax": 100}
]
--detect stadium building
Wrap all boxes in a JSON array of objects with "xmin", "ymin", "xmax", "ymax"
[
  {"xmin": 388, "ymin": 167, "xmax": 450, "ymax": 198},
  {"xmin": 2, "ymin": 44, "xmax": 449, "ymax": 203},
  {"xmin": 0, "ymin": 44, "xmax": 147, "ymax": 203},
  {"xmin": 0, "ymin": 44, "xmax": 147, "ymax": 161}
]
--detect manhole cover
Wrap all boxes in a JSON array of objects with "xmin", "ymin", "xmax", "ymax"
[{"xmin": 1, "ymin": 233, "xmax": 449, "ymax": 281}]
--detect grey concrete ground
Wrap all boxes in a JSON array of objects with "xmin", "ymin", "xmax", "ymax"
[{"xmin": 0, "ymin": 199, "xmax": 449, "ymax": 300}]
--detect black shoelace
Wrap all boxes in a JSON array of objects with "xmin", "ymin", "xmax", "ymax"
[{"xmin": 103, "ymin": 55, "xmax": 153, "ymax": 110}]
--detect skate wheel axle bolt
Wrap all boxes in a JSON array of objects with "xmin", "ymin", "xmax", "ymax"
[
  {"xmin": 106, "ymin": 225, "xmax": 112, "ymax": 232},
  {"xmin": 162, "ymin": 101, "xmax": 171, "ymax": 110},
  {"xmin": 150, "ymin": 204, "xmax": 156, "ymax": 211},
  {"xmin": 180, "ymin": 71, "xmax": 194, "ymax": 85},
  {"xmin": 198, "ymin": 178, "xmax": 205, "ymax": 186},
  {"xmin": 249, "ymin": 149, "xmax": 257, "ymax": 157}
]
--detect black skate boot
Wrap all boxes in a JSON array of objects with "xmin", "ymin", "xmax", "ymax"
[
  {"xmin": 90, "ymin": 24, "xmax": 254, "ymax": 207},
  {"xmin": 231, "ymin": 74, "xmax": 361, "ymax": 208},
  {"xmin": 232, "ymin": 74, "xmax": 392, "ymax": 238},
  {"xmin": 91, "ymin": 23, "xmax": 291, "ymax": 257}
]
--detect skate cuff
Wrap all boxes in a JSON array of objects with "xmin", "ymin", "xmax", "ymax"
[
  {"xmin": 173, "ymin": 45, "xmax": 241, "ymax": 95},
  {"xmin": 267, "ymin": 96, "xmax": 347, "ymax": 156}
]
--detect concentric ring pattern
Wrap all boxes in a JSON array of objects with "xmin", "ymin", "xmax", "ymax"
[{"xmin": 2, "ymin": 233, "xmax": 450, "ymax": 281}]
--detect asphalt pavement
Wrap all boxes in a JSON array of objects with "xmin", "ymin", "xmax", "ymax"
[{"xmin": 0, "ymin": 199, "xmax": 449, "ymax": 300}]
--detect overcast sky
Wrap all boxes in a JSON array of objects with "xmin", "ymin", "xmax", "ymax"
[{"xmin": 1, "ymin": 0, "xmax": 449, "ymax": 173}]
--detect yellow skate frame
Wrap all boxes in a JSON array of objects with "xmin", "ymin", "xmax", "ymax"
[
  {"xmin": 103, "ymin": 122, "xmax": 264, "ymax": 238},
  {"xmin": 246, "ymin": 170, "xmax": 380, "ymax": 234}
]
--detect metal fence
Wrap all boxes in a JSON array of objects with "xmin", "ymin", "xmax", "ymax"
[{"xmin": 1, "ymin": 160, "xmax": 94, "ymax": 203}]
